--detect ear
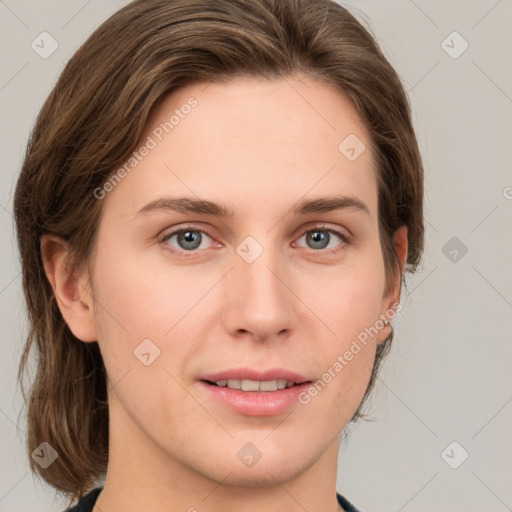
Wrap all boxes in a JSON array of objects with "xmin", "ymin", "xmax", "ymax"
[
  {"xmin": 375, "ymin": 225, "xmax": 408, "ymax": 344},
  {"xmin": 40, "ymin": 234, "xmax": 97, "ymax": 342}
]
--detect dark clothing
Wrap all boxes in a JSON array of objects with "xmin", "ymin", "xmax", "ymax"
[
  {"xmin": 64, "ymin": 486, "xmax": 362, "ymax": 511},
  {"xmin": 337, "ymin": 492, "xmax": 362, "ymax": 512},
  {"xmin": 63, "ymin": 487, "xmax": 101, "ymax": 512}
]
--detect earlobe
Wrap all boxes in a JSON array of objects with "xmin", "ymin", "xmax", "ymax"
[{"xmin": 40, "ymin": 234, "xmax": 97, "ymax": 342}]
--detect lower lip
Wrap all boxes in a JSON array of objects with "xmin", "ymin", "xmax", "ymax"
[{"xmin": 198, "ymin": 380, "xmax": 312, "ymax": 416}]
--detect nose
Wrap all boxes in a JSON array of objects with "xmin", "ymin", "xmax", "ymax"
[{"xmin": 221, "ymin": 240, "xmax": 297, "ymax": 342}]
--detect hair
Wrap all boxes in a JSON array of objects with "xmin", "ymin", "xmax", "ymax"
[{"xmin": 14, "ymin": 0, "xmax": 424, "ymax": 504}]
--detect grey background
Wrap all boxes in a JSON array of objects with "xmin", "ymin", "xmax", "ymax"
[{"xmin": 1, "ymin": 1, "xmax": 511, "ymax": 511}]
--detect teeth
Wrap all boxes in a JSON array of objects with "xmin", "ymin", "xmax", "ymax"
[
  {"xmin": 241, "ymin": 379, "xmax": 260, "ymax": 391},
  {"xmin": 214, "ymin": 379, "xmax": 296, "ymax": 391},
  {"xmin": 277, "ymin": 379, "xmax": 288, "ymax": 389}
]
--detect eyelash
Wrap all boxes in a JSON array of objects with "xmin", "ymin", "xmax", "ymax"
[{"xmin": 158, "ymin": 223, "xmax": 352, "ymax": 258}]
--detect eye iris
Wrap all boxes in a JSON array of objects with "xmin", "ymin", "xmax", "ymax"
[
  {"xmin": 170, "ymin": 229, "xmax": 338, "ymax": 253},
  {"xmin": 307, "ymin": 230, "xmax": 329, "ymax": 250},
  {"xmin": 177, "ymin": 230, "xmax": 202, "ymax": 250}
]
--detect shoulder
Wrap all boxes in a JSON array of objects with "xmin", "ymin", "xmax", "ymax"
[
  {"xmin": 337, "ymin": 492, "xmax": 364, "ymax": 512},
  {"xmin": 61, "ymin": 487, "xmax": 103, "ymax": 512}
]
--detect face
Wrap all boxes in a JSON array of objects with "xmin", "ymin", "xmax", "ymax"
[{"xmin": 79, "ymin": 76, "xmax": 404, "ymax": 486}]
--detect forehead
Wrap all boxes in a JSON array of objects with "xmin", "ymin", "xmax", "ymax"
[
  {"xmin": 145, "ymin": 75, "xmax": 371, "ymax": 155},
  {"xmin": 104, "ymin": 75, "xmax": 378, "ymax": 220}
]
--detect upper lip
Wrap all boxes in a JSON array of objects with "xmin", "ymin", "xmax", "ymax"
[{"xmin": 199, "ymin": 367, "xmax": 314, "ymax": 384}]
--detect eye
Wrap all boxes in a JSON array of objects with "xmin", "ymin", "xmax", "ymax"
[
  {"xmin": 160, "ymin": 226, "xmax": 217, "ymax": 257},
  {"xmin": 294, "ymin": 225, "xmax": 351, "ymax": 254},
  {"xmin": 159, "ymin": 223, "xmax": 351, "ymax": 259}
]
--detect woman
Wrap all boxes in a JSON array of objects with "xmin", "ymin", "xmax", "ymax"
[{"xmin": 14, "ymin": 0, "xmax": 424, "ymax": 510}]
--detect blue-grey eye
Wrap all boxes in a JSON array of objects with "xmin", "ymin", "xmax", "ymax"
[
  {"xmin": 298, "ymin": 229, "xmax": 344, "ymax": 251},
  {"xmin": 163, "ymin": 229, "xmax": 213, "ymax": 252},
  {"xmin": 177, "ymin": 230, "xmax": 202, "ymax": 250}
]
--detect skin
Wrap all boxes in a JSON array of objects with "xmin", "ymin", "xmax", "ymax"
[{"xmin": 42, "ymin": 75, "xmax": 407, "ymax": 512}]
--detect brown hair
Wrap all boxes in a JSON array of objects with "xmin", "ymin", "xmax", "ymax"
[{"xmin": 14, "ymin": 0, "xmax": 424, "ymax": 504}]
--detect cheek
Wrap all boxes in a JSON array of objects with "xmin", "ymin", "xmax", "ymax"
[
  {"xmin": 298, "ymin": 256, "xmax": 384, "ymax": 405},
  {"xmin": 91, "ymin": 241, "xmax": 192, "ymax": 335},
  {"xmin": 89, "ymin": 244, "xmax": 220, "ymax": 388},
  {"xmin": 89, "ymin": 251, "xmax": 200, "ymax": 416},
  {"xmin": 305, "ymin": 254, "xmax": 386, "ymax": 339}
]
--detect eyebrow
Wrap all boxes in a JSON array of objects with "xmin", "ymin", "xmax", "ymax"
[{"xmin": 135, "ymin": 194, "xmax": 371, "ymax": 219}]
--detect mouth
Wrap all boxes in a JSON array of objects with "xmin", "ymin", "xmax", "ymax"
[
  {"xmin": 201, "ymin": 378, "xmax": 311, "ymax": 392},
  {"xmin": 197, "ymin": 368, "xmax": 314, "ymax": 415}
]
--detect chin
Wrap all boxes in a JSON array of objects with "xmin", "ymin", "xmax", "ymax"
[
  {"xmin": 217, "ymin": 460, "xmax": 309, "ymax": 488},
  {"xmin": 200, "ymin": 441, "xmax": 317, "ymax": 488}
]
